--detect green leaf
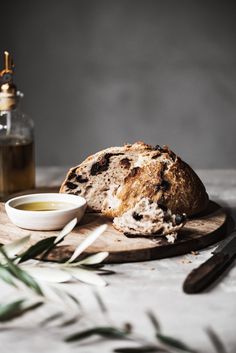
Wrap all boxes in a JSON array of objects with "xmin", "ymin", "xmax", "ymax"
[
  {"xmin": 0, "ymin": 299, "xmax": 43, "ymax": 322},
  {"xmin": 114, "ymin": 346, "xmax": 165, "ymax": 353},
  {"xmin": 147, "ymin": 311, "xmax": 161, "ymax": 333},
  {"xmin": 66, "ymin": 293, "xmax": 81, "ymax": 308},
  {"xmin": 65, "ymin": 326, "xmax": 129, "ymax": 342},
  {"xmin": 19, "ymin": 237, "xmax": 56, "ymax": 263},
  {"xmin": 0, "ymin": 299, "xmax": 25, "ymax": 322},
  {"xmin": 93, "ymin": 290, "xmax": 108, "ymax": 313},
  {"xmin": 20, "ymin": 301, "xmax": 44, "ymax": 315},
  {"xmin": 58, "ymin": 315, "xmax": 80, "ymax": 327},
  {"xmin": 40, "ymin": 312, "xmax": 64, "ymax": 326},
  {"xmin": 41, "ymin": 218, "xmax": 78, "ymax": 260},
  {"xmin": 0, "ymin": 248, "xmax": 43, "ymax": 296},
  {"xmin": 156, "ymin": 333, "xmax": 197, "ymax": 353},
  {"xmin": 0, "ymin": 265, "xmax": 16, "ymax": 287},
  {"xmin": 206, "ymin": 328, "xmax": 227, "ymax": 353},
  {"xmin": 13, "ymin": 267, "xmax": 43, "ymax": 296}
]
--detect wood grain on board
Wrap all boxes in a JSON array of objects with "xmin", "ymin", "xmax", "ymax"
[{"xmin": 0, "ymin": 200, "xmax": 228, "ymax": 263}]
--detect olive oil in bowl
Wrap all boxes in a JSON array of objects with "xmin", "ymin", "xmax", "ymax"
[
  {"xmin": 5, "ymin": 193, "xmax": 87, "ymax": 230},
  {"xmin": 15, "ymin": 201, "xmax": 76, "ymax": 212}
]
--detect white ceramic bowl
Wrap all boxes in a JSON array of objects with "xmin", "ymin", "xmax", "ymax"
[{"xmin": 5, "ymin": 193, "xmax": 87, "ymax": 231}]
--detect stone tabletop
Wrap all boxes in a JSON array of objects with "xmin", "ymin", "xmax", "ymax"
[{"xmin": 0, "ymin": 168, "xmax": 236, "ymax": 353}]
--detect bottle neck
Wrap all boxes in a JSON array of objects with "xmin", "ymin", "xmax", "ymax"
[
  {"xmin": 0, "ymin": 91, "xmax": 22, "ymax": 112},
  {"xmin": 0, "ymin": 95, "xmax": 16, "ymax": 111}
]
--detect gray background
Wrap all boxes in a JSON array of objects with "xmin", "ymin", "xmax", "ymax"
[{"xmin": 1, "ymin": 0, "xmax": 236, "ymax": 168}]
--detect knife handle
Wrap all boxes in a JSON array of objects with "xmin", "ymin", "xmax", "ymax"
[{"xmin": 183, "ymin": 252, "xmax": 234, "ymax": 294}]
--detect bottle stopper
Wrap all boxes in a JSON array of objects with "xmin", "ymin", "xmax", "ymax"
[{"xmin": 0, "ymin": 51, "xmax": 17, "ymax": 110}]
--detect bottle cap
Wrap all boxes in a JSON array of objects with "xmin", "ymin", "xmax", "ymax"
[{"xmin": 0, "ymin": 51, "xmax": 17, "ymax": 110}]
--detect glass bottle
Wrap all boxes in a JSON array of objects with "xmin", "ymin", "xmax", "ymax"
[{"xmin": 0, "ymin": 51, "xmax": 35, "ymax": 199}]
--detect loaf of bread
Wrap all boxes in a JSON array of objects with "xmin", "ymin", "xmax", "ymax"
[{"xmin": 60, "ymin": 142, "xmax": 208, "ymax": 240}]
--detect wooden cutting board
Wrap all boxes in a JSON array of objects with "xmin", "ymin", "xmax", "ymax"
[{"xmin": 0, "ymin": 200, "xmax": 228, "ymax": 263}]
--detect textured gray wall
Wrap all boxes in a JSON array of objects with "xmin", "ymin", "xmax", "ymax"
[{"xmin": 1, "ymin": 0, "xmax": 236, "ymax": 168}]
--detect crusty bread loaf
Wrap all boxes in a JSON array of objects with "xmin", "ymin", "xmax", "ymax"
[{"xmin": 60, "ymin": 142, "xmax": 208, "ymax": 219}]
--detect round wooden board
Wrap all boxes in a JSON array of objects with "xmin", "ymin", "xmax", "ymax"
[{"xmin": 0, "ymin": 201, "xmax": 228, "ymax": 263}]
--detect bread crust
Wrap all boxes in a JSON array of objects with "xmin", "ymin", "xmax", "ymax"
[{"xmin": 60, "ymin": 142, "xmax": 209, "ymax": 218}]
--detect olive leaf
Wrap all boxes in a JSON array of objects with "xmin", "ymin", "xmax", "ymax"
[
  {"xmin": 0, "ymin": 264, "xmax": 17, "ymax": 287},
  {"xmin": 0, "ymin": 224, "xmax": 110, "ymax": 289},
  {"xmin": 0, "ymin": 223, "xmax": 111, "ymax": 324},
  {"xmin": 0, "ymin": 248, "xmax": 43, "ymax": 296},
  {"xmin": 58, "ymin": 315, "xmax": 80, "ymax": 327},
  {"xmin": 54, "ymin": 218, "xmax": 77, "ymax": 244},
  {"xmin": 0, "ymin": 235, "xmax": 30, "ymax": 262},
  {"xmin": 19, "ymin": 237, "xmax": 57, "ymax": 263},
  {"xmin": 67, "ymin": 224, "xmax": 108, "ymax": 263},
  {"xmin": 0, "ymin": 299, "xmax": 25, "ymax": 322},
  {"xmin": 67, "ymin": 267, "xmax": 107, "ymax": 286},
  {"xmin": 40, "ymin": 312, "xmax": 64, "ymax": 326},
  {"xmin": 20, "ymin": 265, "xmax": 72, "ymax": 283},
  {"xmin": 49, "ymin": 286, "xmax": 81, "ymax": 311},
  {"xmin": 93, "ymin": 290, "xmax": 108, "ymax": 313},
  {"xmin": 18, "ymin": 219, "xmax": 77, "ymax": 263},
  {"xmin": 206, "ymin": 327, "xmax": 227, "ymax": 353},
  {"xmin": 68, "ymin": 251, "xmax": 109, "ymax": 266},
  {"xmin": 156, "ymin": 333, "xmax": 197, "ymax": 353},
  {"xmin": 66, "ymin": 293, "xmax": 81, "ymax": 307},
  {"xmin": 147, "ymin": 311, "xmax": 161, "ymax": 333},
  {"xmin": 65, "ymin": 326, "xmax": 130, "ymax": 342},
  {"xmin": 0, "ymin": 299, "xmax": 43, "ymax": 322},
  {"xmin": 41, "ymin": 218, "xmax": 78, "ymax": 259}
]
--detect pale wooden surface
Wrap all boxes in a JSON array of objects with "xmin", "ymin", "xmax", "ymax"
[
  {"xmin": 0, "ymin": 167, "xmax": 235, "ymax": 353},
  {"xmin": 0, "ymin": 201, "xmax": 227, "ymax": 262}
]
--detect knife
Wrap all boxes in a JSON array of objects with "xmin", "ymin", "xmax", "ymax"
[{"xmin": 183, "ymin": 230, "xmax": 236, "ymax": 294}]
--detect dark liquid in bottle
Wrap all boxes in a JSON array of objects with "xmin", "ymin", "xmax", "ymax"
[{"xmin": 0, "ymin": 137, "xmax": 35, "ymax": 198}]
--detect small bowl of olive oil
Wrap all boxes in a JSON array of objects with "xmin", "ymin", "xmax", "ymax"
[{"xmin": 5, "ymin": 193, "xmax": 87, "ymax": 230}]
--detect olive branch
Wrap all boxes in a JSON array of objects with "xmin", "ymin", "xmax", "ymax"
[{"xmin": 0, "ymin": 219, "xmax": 227, "ymax": 353}]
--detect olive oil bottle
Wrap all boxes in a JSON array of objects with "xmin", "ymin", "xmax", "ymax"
[{"xmin": 0, "ymin": 52, "xmax": 35, "ymax": 198}]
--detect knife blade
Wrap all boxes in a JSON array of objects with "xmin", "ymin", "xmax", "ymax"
[{"xmin": 183, "ymin": 230, "xmax": 236, "ymax": 294}]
